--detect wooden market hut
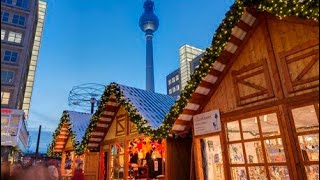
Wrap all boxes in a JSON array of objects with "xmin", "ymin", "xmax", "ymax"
[
  {"xmin": 77, "ymin": 83, "xmax": 193, "ymax": 180},
  {"xmin": 163, "ymin": 1, "xmax": 319, "ymax": 180},
  {"xmin": 47, "ymin": 110, "xmax": 92, "ymax": 178}
]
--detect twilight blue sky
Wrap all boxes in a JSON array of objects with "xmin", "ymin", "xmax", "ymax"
[{"xmin": 27, "ymin": 0, "xmax": 233, "ymax": 152}]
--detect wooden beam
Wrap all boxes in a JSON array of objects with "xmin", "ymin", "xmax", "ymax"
[
  {"xmin": 237, "ymin": 20, "xmax": 252, "ymax": 32},
  {"xmin": 229, "ymin": 35, "xmax": 243, "ymax": 47}
]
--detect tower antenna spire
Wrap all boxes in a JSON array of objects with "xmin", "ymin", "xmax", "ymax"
[{"xmin": 139, "ymin": 0, "xmax": 159, "ymax": 92}]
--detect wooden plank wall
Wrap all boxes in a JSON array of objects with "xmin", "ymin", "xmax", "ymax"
[
  {"xmin": 166, "ymin": 137, "xmax": 193, "ymax": 180},
  {"xmin": 203, "ymin": 16, "xmax": 319, "ymax": 115}
]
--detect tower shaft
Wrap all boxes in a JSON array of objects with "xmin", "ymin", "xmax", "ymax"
[{"xmin": 146, "ymin": 34, "xmax": 155, "ymax": 92}]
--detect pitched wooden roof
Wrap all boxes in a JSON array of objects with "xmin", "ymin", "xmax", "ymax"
[
  {"xmin": 48, "ymin": 111, "xmax": 91, "ymax": 154},
  {"xmin": 80, "ymin": 83, "xmax": 175, "ymax": 152}
]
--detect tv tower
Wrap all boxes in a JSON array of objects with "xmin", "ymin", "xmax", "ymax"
[{"xmin": 139, "ymin": 0, "xmax": 159, "ymax": 92}]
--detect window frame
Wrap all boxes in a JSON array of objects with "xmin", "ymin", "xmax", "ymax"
[
  {"xmin": 1, "ymin": 91, "xmax": 11, "ymax": 105},
  {"xmin": 1, "ymin": 29, "xmax": 6, "ymax": 40},
  {"xmin": 1, "ymin": 70, "xmax": 15, "ymax": 84},
  {"xmin": 225, "ymin": 110, "xmax": 292, "ymax": 180},
  {"xmin": 287, "ymin": 102, "xmax": 319, "ymax": 179},
  {"xmin": 3, "ymin": 50, "xmax": 18, "ymax": 63},
  {"xmin": 7, "ymin": 31, "xmax": 22, "ymax": 43},
  {"xmin": 12, "ymin": 14, "xmax": 26, "ymax": 26},
  {"xmin": 1, "ymin": 11, "xmax": 10, "ymax": 22}
]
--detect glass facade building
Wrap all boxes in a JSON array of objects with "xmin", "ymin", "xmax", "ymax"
[{"xmin": 166, "ymin": 45, "xmax": 204, "ymax": 96}]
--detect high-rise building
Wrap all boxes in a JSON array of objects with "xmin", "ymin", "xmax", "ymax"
[
  {"xmin": 22, "ymin": 0, "xmax": 47, "ymax": 118},
  {"xmin": 166, "ymin": 45, "xmax": 204, "ymax": 96},
  {"xmin": 1, "ymin": 0, "xmax": 47, "ymax": 161},
  {"xmin": 179, "ymin": 45, "xmax": 204, "ymax": 89},
  {"xmin": 139, "ymin": 0, "xmax": 159, "ymax": 92},
  {"xmin": 1, "ymin": 0, "xmax": 46, "ymax": 113}
]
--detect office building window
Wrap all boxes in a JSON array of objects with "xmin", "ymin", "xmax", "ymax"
[
  {"xmin": 168, "ymin": 79, "xmax": 171, "ymax": 85},
  {"xmin": 8, "ymin": 31, "xmax": 22, "ymax": 43},
  {"xmin": 175, "ymin": 75, "xmax": 179, "ymax": 81},
  {"xmin": 1, "ymin": 12, "xmax": 9, "ymax": 22},
  {"xmin": 1, "ymin": 29, "xmax": 5, "ymax": 40},
  {"xmin": 169, "ymin": 89, "xmax": 172, "ymax": 95},
  {"xmin": 12, "ymin": 15, "xmax": 25, "ymax": 26},
  {"xmin": 176, "ymin": 85, "xmax": 180, "ymax": 91},
  {"xmin": 1, "ymin": 70, "xmax": 15, "ymax": 84},
  {"xmin": 172, "ymin": 77, "xmax": 176, "ymax": 83},
  {"xmin": 3, "ymin": 51, "xmax": 18, "ymax": 62},
  {"xmin": 172, "ymin": 86, "xmax": 176, "ymax": 93},
  {"xmin": 1, "ymin": 91, "xmax": 10, "ymax": 105},
  {"xmin": 16, "ymin": 0, "xmax": 28, "ymax": 8},
  {"xmin": 1, "ymin": 0, "xmax": 12, "ymax": 4}
]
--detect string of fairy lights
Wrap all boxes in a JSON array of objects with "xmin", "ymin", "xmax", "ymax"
[{"xmin": 47, "ymin": 0, "xmax": 318, "ymax": 157}]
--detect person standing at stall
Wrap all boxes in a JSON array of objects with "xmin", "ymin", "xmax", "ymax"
[{"xmin": 72, "ymin": 162, "xmax": 84, "ymax": 180}]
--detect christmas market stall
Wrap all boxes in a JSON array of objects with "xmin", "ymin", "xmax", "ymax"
[
  {"xmin": 77, "ymin": 83, "xmax": 193, "ymax": 180},
  {"xmin": 161, "ymin": 1, "xmax": 319, "ymax": 180},
  {"xmin": 47, "ymin": 110, "xmax": 92, "ymax": 178}
]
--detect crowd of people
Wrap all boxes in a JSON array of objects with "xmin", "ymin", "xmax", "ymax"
[{"xmin": 1, "ymin": 159, "xmax": 85, "ymax": 180}]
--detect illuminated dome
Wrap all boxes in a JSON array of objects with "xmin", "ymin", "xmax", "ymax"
[{"xmin": 139, "ymin": 0, "xmax": 159, "ymax": 35}]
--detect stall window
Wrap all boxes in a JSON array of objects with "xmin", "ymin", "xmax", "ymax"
[
  {"xmin": 200, "ymin": 135, "xmax": 225, "ymax": 180},
  {"xmin": 226, "ymin": 112, "xmax": 290, "ymax": 180},
  {"xmin": 110, "ymin": 142, "xmax": 125, "ymax": 180},
  {"xmin": 291, "ymin": 104, "xmax": 319, "ymax": 180},
  {"xmin": 128, "ymin": 137, "xmax": 165, "ymax": 179}
]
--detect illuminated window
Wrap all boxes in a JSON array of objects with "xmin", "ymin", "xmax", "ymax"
[
  {"xmin": 8, "ymin": 31, "xmax": 22, "ymax": 43},
  {"xmin": 168, "ymin": 79, "xmax": 171, "ymax": 85},
  {"xmin": 172, "ymin": 77, "xmax": 176, "ymax": 83},
  {"xmin": 12, "ymin": 14, "xmax": 25, "ymax": 26},
  {"xmin": 226, "ymin": 112, "xmax": 290, "ymax": 179},
  {"xmin": 1, "ymin": 12, "xmax": 9, "ymax": 22},
  {"xmin": 3, "ymin": 51, "xmax": 18, "ymax": 62},
  {"xmin": 175, "ymin": 75, "xmax": 179, "ymax": 81},
  {"xmin": 176, "ymin": 84, "xmax": 180, "ymax": 91},
  {"xmin": 1, "ymin": 29, "xmax": 5, "ymax": 40},
  {"xmin": 1, "ymin": 91, "xmax": 10, "ymax": 105},
  {"xmin": 1, "ymin": 70, "xmax": 15, "ymax": 84},
  {"xmin": 169, "ymin": 89, "xmax": 172, "ymax": 94}
]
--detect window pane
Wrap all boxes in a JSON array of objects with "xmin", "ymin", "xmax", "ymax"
[
  {"xmin": 268, "ymin": 166, "xmax": 290, "ymax": 180},
  {"xmin": 305, "ymin": 165, "xmax": 319, "ymax": 180},
  {"xmin": 1, "ymin": 29, "xmax": 5, "ymax": 40},
  {"xmin": 292, "ymin": 105, "xmax": 319, "ymax": 133},
  {"xmin": 248, "ymin": 166, "xmax": 267, "ymax": 180},
  {"xmin": 227, "ymin": 121, "xmax": 241, "ymax": 142},
  {"xmin": 260, "ymin": 113, "xmax": 280, "ymax": 137},
  {"xmin": 264, "ymin": 138, "xmax": 287, "ymax": 163},
  {"xmin": 241, "ymin": 117, "xmax": 260, "ymax": 139},
  {"xmin": 244, "ymin": 141, "xmax": 264, "ymax": 163},
  {"xmin": 201, "ymin": 136, "xmax": 225, "ymax": 180},
  {"xmin": 231, "ymin": 167, "xmax": 247, "ymax": 180},
  {"xmin": 298, "ymin": 134, "xmax": 319, "ymax": 162},
  {"xmin": 229, "ymin": 143, "xmax": 245, "ymax": 164}
]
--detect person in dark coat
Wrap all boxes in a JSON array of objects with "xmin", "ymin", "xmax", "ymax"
[{"xmin": 72, "ymin": 162, "xmax": 84, "ymax": 180}]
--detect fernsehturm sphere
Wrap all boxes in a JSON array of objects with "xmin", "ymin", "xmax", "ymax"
[{"xmin": 139, "ymin": 0, "xmax": 159, "ymax": 92}]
